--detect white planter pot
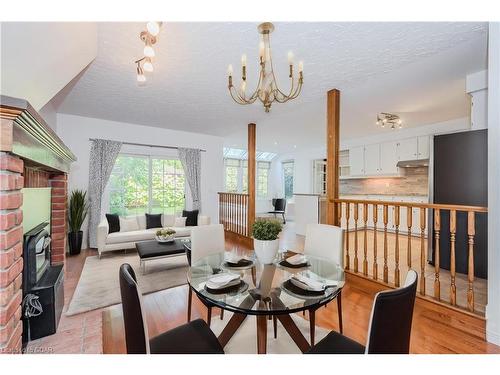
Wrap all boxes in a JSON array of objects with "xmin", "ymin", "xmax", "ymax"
[{"xmin": 253, "ymin": 239, "xmax": 279, "ymax": 264}]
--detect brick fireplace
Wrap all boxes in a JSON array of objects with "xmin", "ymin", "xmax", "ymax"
[{"xmin": 0, "ymin": 96, "xmax": 75, "ymax": 353}]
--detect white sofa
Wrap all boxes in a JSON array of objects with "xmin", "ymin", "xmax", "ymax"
[{"xmin": 96, "ymin": 214, "xmax": 210, "ymax": 258}]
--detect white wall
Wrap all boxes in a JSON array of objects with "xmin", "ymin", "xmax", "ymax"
[
  {"xmin": 0, "ymin": 22, "xmax": 97, "ymax": 110},
  {"xmin": 467, "ymin": 70, "xmax": 488, "ymax": 130},
  {"xmin": 487, "ymin": 22, "xmax": 500, "ymax": 346},
  {"xmin": 56, "ymin": 113, "xmax": 224, "ymax": 248}
]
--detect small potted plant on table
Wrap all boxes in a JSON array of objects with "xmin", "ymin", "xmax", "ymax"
[
  {"xmin": 67, "ymin": 189, "xmax": 88, "ymax": 255},
  {"xmin": 251, "ymin": 218, "xmax": 283, "ymax": 264}
]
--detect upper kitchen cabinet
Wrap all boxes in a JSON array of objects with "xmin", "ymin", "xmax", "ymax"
[
  {"xmin": 397, "ymin": 138, "xmax": 418, "ymax": 161},
  {"xmin": 417, "ymin": 136, "xmax": 430, "ymax": 159},
  {"xmin": 349, "ymin": 146, "xmax": 365, "ymax": 176},
  {"xmin": 364, "ymin": 143, "xmax": 380, "ymax": 175},
  {"xmin": 380, "ymin": 141, "xmax": 399, "ymax": 174}
]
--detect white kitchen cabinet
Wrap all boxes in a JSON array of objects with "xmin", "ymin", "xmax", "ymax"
[
  {"xmin": 364, "ymin": 144, "xmax": 380, "ymax": 175},
  {"xmin": 379, "ymin": 141, "xmax": 399, "ymax": 174},
  {"xmin": 417, "ymin": 136, "xmax": 430, "ymax": 159},
  {"xmin": 349, "ymin": 146, "xmax": 365, "ymax": 176},
  {"xmin": 397, "ymin": 138, "xmax": 418, "ymax": 161}
]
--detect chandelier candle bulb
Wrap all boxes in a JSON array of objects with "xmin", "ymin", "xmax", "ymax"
[
  {"xmin": 241, "ymin": 54, "xmax": 247, "ymax": 66},
  {"xmin": 259, "ymin": 41, "xmax": 265, "ymax": 61},
  {"xmin": 143, "ymin": 58, "xmax": 154, "ymax": 72},
  {"xmin": 227, "ymin": 64, "xmax": 233, "ymax": 76},
  {"xmin": 144, "ymin": 45, "xmax": 155, "ymax": 58},
  {"xmin": 146, "ymin": 22, "xmax": 160, "ymax": 36},
  {"xmin": 298, "ymin": 61, "xmax": 304, "ymax": 72},
  {"xmin": 287, "ymin": 51, "xmax": 294, "ymax": 64}
]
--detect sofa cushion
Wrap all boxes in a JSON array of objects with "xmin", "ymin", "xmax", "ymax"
[
  {"xmin": 183, "ymin": 210, "xmax": 199, "ymax": 226},
  {"xmin": 171, "ymin": 226, "xmax": 191, "ymax": 237},
  {"xmin": 107, "ymin": 229, "xmax": 156, "ymax": 244},
  {"xmin": 146, "ymin": 213, "xmax": 163, "ymax": 229},
  {"xmin": 174, "ymin": 217, "xmax": 187, "ymax": 227},
  {"xmin": 137, "ymin": 214, "xmax": 147, "ymax": 230},
  {"xmin": 106, "ymin": 214, "xmax": 120, "ymax": 233},
  {"xmin": 162, "ymin": 214, "xmax": 175, "ymax": 227},
  {"xmin": 120, "ymin": 216, "xmax": 140, "ymax": 232}
]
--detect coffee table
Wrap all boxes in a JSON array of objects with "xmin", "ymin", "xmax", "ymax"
[{"xmin": 136, "ymin": 239, "xmax": 191, "ymax": 274}]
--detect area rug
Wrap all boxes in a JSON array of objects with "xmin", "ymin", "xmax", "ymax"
[
  {"xmin": 210, "ymin": 312, "xmax": 330, "ymax": 354},
  {"xmin": 66, "ymin": 252, "xmax": 188, "ymax": 316}
]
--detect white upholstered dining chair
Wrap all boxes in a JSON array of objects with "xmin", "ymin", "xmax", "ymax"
[
  {"xmin": 303, "ymin": 223, "xmax": 345, "ymax": 345},
  {"xmin": 188, "ymin": 224, "xmax": 226, "ymax": 324}
]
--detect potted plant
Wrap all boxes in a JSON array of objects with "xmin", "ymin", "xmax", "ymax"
[
  {"xmin": 251, "ymin": 218, "xmax": 283, "ymax": 264},
  {"xmin": 67, "ymin": 189, "xmax": 88, "ymax": 255},
  {"xmin": 155, "ymin": 228, "xmax": 176, "ymax": 243}
]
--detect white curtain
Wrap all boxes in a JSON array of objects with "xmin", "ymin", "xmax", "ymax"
[
  {"xmin": 178, "ymin": 148, "xmax": 202, "ymax": 211},
  {"xmin": 88, "ymin": 139, "xmax": 122, "ymax": 248}
]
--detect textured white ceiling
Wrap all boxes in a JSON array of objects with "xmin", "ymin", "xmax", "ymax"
[{"xmin": 55, "ymin": 22, "xmax": 488, "ymax": 151}]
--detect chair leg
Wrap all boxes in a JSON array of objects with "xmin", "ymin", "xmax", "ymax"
[
  {"xmin": 220, "ymin": 308, "xmax": 224, "ymax": 320},
  {"xmin": 337, "ymin": 291, "xmax": 343, "ymax": 334},
  {"xmin": 309, "ymin": 308, "xmax": 316, "ymax": 346},
  {"xmin": 187, "ymin": 287, "xmax": 192, "ymax": 322},
  {"xmin": 282, "ymin": 213, "xmax": 286, "ymax": 224},
  {"xmin": 207, "ymin": 306, "xmax": 212, "ymax": 327},
  {"xmin": 273, "ymin": 315, "xmax": 278, "ymax": 339}
]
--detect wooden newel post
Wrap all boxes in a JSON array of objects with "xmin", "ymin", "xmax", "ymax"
[
  {"xmin": 247, "ymin": 123, "xmax": 256, "ymax": 234},
  {"xmin": 326, "ymin": 89, "xmax": 340, "ymax": 226}
]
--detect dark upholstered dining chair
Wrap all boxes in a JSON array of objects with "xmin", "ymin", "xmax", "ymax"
[
  {"xmin": 307, "ymin": 269, "xmax": 418, "ymax": 354},
  {"xmin": 119, "ymin": 263, "xmax": 224, "ymax": 354},
  {"xmin": 268, "ymin": 198, "xmax": 287, "ymax": 224}
]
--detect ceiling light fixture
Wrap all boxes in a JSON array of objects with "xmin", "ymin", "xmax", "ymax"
[
  {"xmin": 227, "ymin": 22, "xmax": 304, "ymax": 113},
  {"xmin": 135, "ymin": 22, "xmax": 163, "ymax": 84},
  {"xmin": 376, "ymin": 112, "xmax": 402, "ymax": 130}
]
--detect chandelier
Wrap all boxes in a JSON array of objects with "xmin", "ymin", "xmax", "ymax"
[
  {"xmin": 376, "ymin": 112, "xmax": 402, "ymax": 129},
  {"xmin": 135, "ymin": 22, "xmax": 163, "ymax": 84},
  {"xmin": 227, "ymin": 22, "xmax": 304, "ymax": 113}
]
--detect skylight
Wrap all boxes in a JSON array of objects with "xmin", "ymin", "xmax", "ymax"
[{"xmin": 223, "ymin": 148, "xmax": 277, "ymax": 162}]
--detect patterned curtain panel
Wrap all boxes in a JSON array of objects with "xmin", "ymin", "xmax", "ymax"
[
  {"xmin": 178, "ymin": 148, "xmax": 202, "ymax": 211},
  {"xmin": 88, "ymin": 139, "xmax": 122, "ymax": 248}
]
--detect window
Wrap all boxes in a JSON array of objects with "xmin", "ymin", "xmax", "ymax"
[
  {"xmin": 282, "ymin": 160, "xmax": 294, "ymax": 199},
  {"xmin": 108, "ymin": 154, "xmax": 185, "ymax": 216},
  {"xmin": 224, "ymin": 158, "xmax": 270, "ymax": 198}
]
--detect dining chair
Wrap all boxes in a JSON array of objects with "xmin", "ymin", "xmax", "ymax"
[
  {"xmin": 303, "ymin": 224, "xmax": 344, "ymax": 345},
  {"xmin": 306, "ymin": 269, "xmax": 418, "ymax": 354},
  {"xmin": 119, "ymin": 263, "xmax": 224, "ymax": 354},
  {"xmin": 188, "ymin": 223, "xmax": 226, "ymax": 325},
  {"xmin": 268, "ymin": 198, "xmax": 287, "ymax": 224}
]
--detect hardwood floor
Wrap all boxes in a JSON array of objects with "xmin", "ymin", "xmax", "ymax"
[{"xmin": 27, "ymin": 221, "xmax": 500, "ymax": 354}]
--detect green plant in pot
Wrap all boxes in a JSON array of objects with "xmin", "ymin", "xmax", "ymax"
[
  {"xmin": 67, "ymin": 190, "xmax": 88, "ymax": 255},
  {"xmin": 251, "ymin": 218, "xmax": 283, "ymax": 264}
]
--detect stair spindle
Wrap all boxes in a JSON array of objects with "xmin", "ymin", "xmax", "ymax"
[
  {"xmin": 383, "ymin": 204, "xmax": 388, "ymax": 283},
  {"xmin": 434, "ymin": 209, "xmax": 441, "ymax": 301},
  {"xmin": 354, "ymin": 203, "xmax": 359, "ymax": 273},
  {"xmin": 363, "ymin": 203, "xmax": 368, "ymax": 276},
  {"xmin": 345, "ymin": 202, "xmax": 350, "ymax": 271},
  {"xmin": 450, "ymin": 210, "xmax": 457, "ymax": 306},
  {"xmin": 373, "ymin": 204, "xmax": 378, "ymax": 280},
  {"xmin": 394, "ymin": 205, "xmax": 400, "ymax": 287},
  {"xmin": 420, "ymin": 207, "xmax": 426, "ymax": 296},
  {"xmin": 467, "ymin": 211, "xmax": 475, "ymax": 312}
]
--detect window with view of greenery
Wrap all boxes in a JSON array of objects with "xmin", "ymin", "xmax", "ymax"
[
  {"xmin": 224, "ymin": 158, "xmax": 269, "ymax": 198},
  {"xmin": 282, "ymin": 160, "xmax": 294, "ymax": 199},
  {"xmin": 108, "ymin": 155, "xmax": 185, "ymax": 216}
]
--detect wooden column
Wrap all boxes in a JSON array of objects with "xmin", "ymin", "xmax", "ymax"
[
  {"xmin": 247, "ymin": 123, "xmax": 256, "ymax": 232},
  {"xmin": 326, "ymin": 89, "xmax": 340, "ymax": 226}
]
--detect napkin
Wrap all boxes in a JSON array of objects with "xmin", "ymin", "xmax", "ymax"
[
  {"xmin": 206, "ymin": 273, "xmax": 240, "ymax": 290},
  {"xmin": 286, "ymin": 254, "xmax": 307, "ymax": 265},
  {"xmin": 225, "ymin": 253, "xmax": 250, "ymax": 264},
  {"xmin": 290, "ymin": 275, "xmax": 328, "ymax": 292}
]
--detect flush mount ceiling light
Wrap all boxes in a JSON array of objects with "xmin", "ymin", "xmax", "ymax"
[
  {"xmin": 227, "ymin": 22, "xmax": 304, "ymax": 113},
  {"xmin": 376, "ymin": 112, "xmax": 402, "ymax": 130},
  {"xmin": 135, "ymin": 22, "xmax": 163, "ymax": 84}
]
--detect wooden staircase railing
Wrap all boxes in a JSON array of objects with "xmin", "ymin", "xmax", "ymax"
[
  {"xmin": 218, "ymin": 192, "xmax": 250, "ymax": 238},
  {"xmin": 335, "ymin": 198, "xmax": 487, "ymax": 316}
]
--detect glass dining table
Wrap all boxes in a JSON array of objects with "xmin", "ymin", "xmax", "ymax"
[{"xmin": 187, "ymin": 251, "xmax": 345, "ymax": 354}]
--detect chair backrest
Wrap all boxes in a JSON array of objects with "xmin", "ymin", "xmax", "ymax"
[
  {"xmin": 273, "ymin": 198, "xmax": 286, "ymax": 211},
  {"xmin": 365, "ymin": 269, "xmax": 418, "ymax": 354},
  {"xmin": 303, "ymin": 224, "xmax": 344, "ymax": 267},
  {"xmin": 119, "ymin": 263, "xmax": 150, "ymax": 354},
  {"xmin": 190, "ymin": 224, "xmax": 225, "ymax": 264}
]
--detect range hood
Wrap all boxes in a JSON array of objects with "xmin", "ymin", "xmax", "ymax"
[{"xmin": 396, "ymin": 159, "xmax": 429, "ymax": 168}]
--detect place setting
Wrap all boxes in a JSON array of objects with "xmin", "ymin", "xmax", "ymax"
[
  {"xmin": 204, "ymin": 272, "xmax": 248, "ymax": 294},
  {"xmin": 281, "ymin": 272, "xmax": 338, "ymax": 299}
]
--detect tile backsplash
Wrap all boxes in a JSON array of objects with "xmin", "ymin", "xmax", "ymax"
[{"xmin": 340, "ymin": 167, "xmax": 428, "ymax": 196}]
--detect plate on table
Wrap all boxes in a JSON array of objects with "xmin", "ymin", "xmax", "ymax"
[
  {"xmin": 279, "ymin": 254, "xmax": 310, "ymax": 269},
  {"xmin": 204, "ymin": 279, "xmax": 248, "ymax": 294},
  {"xmin": 281, "ymin": 279, "xmax": 326, "ymax": 299},
  {"xmin": 222, "ymin": 258, "xmax": 254, "ymax": 270}
]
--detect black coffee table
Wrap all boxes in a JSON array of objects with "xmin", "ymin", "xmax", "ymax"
[{"xmin": 136, "ymin": 239, "xmax": 191, "ymax": 274}]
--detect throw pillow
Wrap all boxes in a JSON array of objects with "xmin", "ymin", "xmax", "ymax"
[
  {"xmin": 119, "ymin": 216, "xmax": 140, "ymax": 232},
  {"xmin": 183, "ymin": 209, "xmax": 199, "ymax": 226},
  {"xmin": 174, "ymin": 217, "xmax": 187, "ymax": 227},
  {"xmin": 106, "ymin": 214, "xmax": 120, "ymax": 234},
  {"xmin": 145, "ymin": 213, "xmax": 162, "ymax": 229}
]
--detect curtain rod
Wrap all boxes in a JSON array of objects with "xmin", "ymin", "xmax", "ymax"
[{"xmin": 88, "ymin": 138, "xmax": 206, "ymax": 152}]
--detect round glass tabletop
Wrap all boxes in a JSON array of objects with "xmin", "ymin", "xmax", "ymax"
[{"xmin": 187, "ymin": 252, "xmax": 345, "ymax": 315}]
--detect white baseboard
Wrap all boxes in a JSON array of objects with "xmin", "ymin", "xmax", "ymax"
[{"xmin": 487, "ymin": 329, "xmax": 500, "ymax": 346}]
